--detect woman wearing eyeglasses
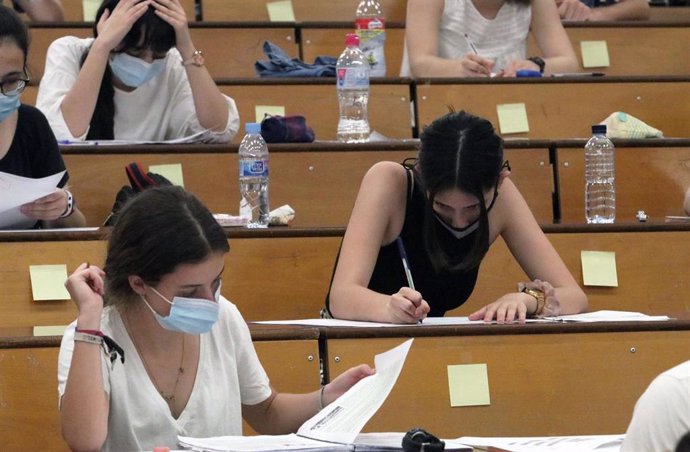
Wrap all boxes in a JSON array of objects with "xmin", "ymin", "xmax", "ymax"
[
  {"xmin": 324, "ymin": 111, "xmax": 588, "ymax": 324},
  {"xmin": 0, "ymin": 4, "xmax": 85, "ymax": 229}
]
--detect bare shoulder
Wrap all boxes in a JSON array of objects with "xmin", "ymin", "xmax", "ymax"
[{"xmin": 360, "ymin": 161, "xmax": 408, "ymax": 194}]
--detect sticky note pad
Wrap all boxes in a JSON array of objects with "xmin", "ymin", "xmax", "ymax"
[
  {"xmin": 447, "ymin": 364, "xmax": 491, "ymax": 407},
  {"xmin": 148, "ymin": 164, "xmax": 184, "ymax": 187},
  {"xmin": 33, "ymin": 325, "xmax": 68, "ymax": 337},
  {"xmin": 82, "ymin": 0, "xmax": 101, "ymax": 21},
  {"xmin": 266, "ymin": 0, "xmax": 295, "ymax": 21},
  {"xmin": 29, "ymin": 265, "xmax": 71, "ymax": 301},
  {"xmin": 581, "ymin": 250, "xmax": 618, "ymax": 287},
  {"xmin": 581, "ymin": 41, "xmax": 610, "ymax": 68},
  {"xmin": 496, "ymin": 103, "xmax": 530, "ymax": 134},
  {"xmin": 255, "ymin": 105, "xmax": 286, "ymax": 123}
]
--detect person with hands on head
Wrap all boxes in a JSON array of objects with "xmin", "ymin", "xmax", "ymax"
[
  {"xmin": 0, "ymin": 4, "xmax": 85, "ymax": 229},
  {"xmin": 324, "ymin": 111, "xmax": 587, "ymax": 324},
  {"xmin": 402, "ymin": 0, "xmax": 578, "ymax": 78},
  {"xmin": 36, "ymin": 0, "xmax": 239, "ymax": 143},
  {"xmin": 555, "ymin": 0, "xmax": 650, "ymax": 22},
  {"xmin": 59, "ymin": 186, "xmax": 374, "ymax": 452}
]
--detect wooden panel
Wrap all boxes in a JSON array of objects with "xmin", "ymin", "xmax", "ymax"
[
  {"xmin": 649, "ymin": 6, "xmax": 690, "ymax": 22},
  {"xmin": 327, "ymin": 331, "xmax": 690, "ymax": 437},
  {"xmin": 221, "ymin": 83, "xmax": 413, "ymax": 142},
  {"xmin": 301, "ymin": 28, "xmax": 405, "ymax": 78},
  {"xmin": 416, "ymin": 81, "xmax": 690, "ymax": 140},
  {"xmin": 26, "ymin": 27, "xmax": 92, "ymax": 81},
  {"xmin": 61, "ymin": 0, "xmax": 196, "ymax": 21},
  {"xmin": 557, "ymin": 147, "xmax": 690, "ymax": 223}
]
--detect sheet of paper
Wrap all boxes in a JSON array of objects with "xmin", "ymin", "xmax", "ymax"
[
  {"xmin": 297, "ymin": 339, "xmax": 414, "ymax": 444},
  {"xmin": 496, "ymin": 103, "xmax": 530, "ymax": 134},
  {"xmin": 547, "ymin": 310, "xmax": 671, "ymax": 323},
  {"xmin": 33, "ymin": 325, "xmax": 68, "ymax": 337},
  {"xmin": 254, "ymin": 317, "xmax": 552, "ymax": 328},
  {"xmin": 255, "ymin": 105, "xmax": 286, "ymax": 123},
  {"xmin": 148, "ymin": 164, "xmax": 185, "ymax": 187},
  {"xmin": 448, "ymin": 364, "xmax": 491, "ymax": 407},
  {"xmin": 581, "ymin": 41, "xmax": 610, "ymax": 68},
  {"xmin": 0, "ymin": 170, "xmax": 66, "ymax": 228},
  {"xmin": 29, "ymin": 264, "xmax": 71, "ymax": 301},
  {"xmin": 581, "ymin": 250, "xmax": 618, "ymax": 287},
  {"xmin": 266, "ymin": 0, "xmax": 295, "ymax": 21},
  {"xmin": 58, "ymin": 130, "xmax": 214, "ymax": 146},
  {"xmin": 82, "ymin": 0, "xmax": 100, "ymax": 21},
  {"xmin": 0, "ymin": 227, "xmax": 100, "ymax": 234},
  {"xmin": 458, "ymin": 434, "xmax": 624, "ymax": 452}
]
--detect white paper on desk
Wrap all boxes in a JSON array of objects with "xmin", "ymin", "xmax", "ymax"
[
  {"xmin": 254, "ymin": 317, "xmax": 553, "ymax": 328},
  {"xmin": 547, "ymin": 310, "xmax": 671, "ymax": 323},
  {"xmin": 0, "ymin": 170, "xmax": 66, "ymax": 228},
  {"xmin": 458, "ymin": 434, "xmax": 623, "ymax": 451},
  {"xmin": 60, "ymin": 130, "xmax": 212, "ymax": 145},
  {"xmin": 297, "ymin": 339, "xmax": 414, "ymax": 445}
]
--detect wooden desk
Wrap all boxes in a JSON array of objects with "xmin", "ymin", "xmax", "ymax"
[
  {"xmin": 26, "ymin": 25, "xmax": 91, "ymax": 82},
  {"xmin": 323, "ymin": 320, "xmax": 690, "ymax": 437}
]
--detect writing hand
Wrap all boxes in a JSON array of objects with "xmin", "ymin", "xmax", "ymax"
[
  {"xmin": 460, "ymin": 53, "xmax": 494, "ymax": 77},
  {"xmin": 387, "ymin": 287, "xmax": 430, "ymax": 324}
]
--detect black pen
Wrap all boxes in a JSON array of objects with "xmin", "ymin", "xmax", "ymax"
[{"xmin": 396, "ymin": 237, "xmax": 422, "ymax": 324}]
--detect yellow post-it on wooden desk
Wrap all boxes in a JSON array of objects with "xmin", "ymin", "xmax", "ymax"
[
  {"xmin": 255, "ymin": 105, "xmax": 286, "ymax": 123},
  {"xmin": 148, "ymin": 164, "xmax": 185, "ymax": 187},
  {"xmin": 33, "ymin": 325, "xmax": 68, "ymax": 337},
  {"xmin": 82, "ymin": 0, "xmax": 100, "ymax": 21},
  {"xmin": 581, "ymin": 41, "xmax": 610, "ymax": 68},
  {"xmin": 29, "ymin": 265, "xmax": 71, "ymax": 301},
  {"xmin": 266, "ymin": 0, "xmax": 296, "ymax": 21},
  {"xmin": 581, "ymin": 250, "xmax": 618, "ymax": 287},
  {"xmin": 496, "ymin": 103, "xmax": 529, "ymax": 135},
  {"xmin": 448, "ymin": 363, "xmax": 491, "ymax": 407}
]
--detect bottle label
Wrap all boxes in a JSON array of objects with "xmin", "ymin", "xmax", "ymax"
[
  {"xmin": 239, "ymin": 159, "xmax": 269, "ymax": 177},
  {"xmin": 337, "ymin": 67, "xmax": 369, "ymax": 90},
  {"xmin": 356, "ymin": 18, "xmax": 386, "ymax": 76}
]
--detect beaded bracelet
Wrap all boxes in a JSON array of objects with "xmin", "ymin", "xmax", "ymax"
[{"xmin": 59, "ymin": 190, "xmax": 75, "ymax": 218}]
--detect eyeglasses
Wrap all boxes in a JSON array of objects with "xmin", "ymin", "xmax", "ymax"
[{"xmin": 1, "ymin": 75, "xmax": 30, "ymax": 96}]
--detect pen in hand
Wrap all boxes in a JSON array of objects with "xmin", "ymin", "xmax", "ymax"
[
  {"xmin": 396, "ymin": 237, "xmax": 423, "ymax": 324},
  {"xmin": 463, "ymin": 33, "xmax": 480, "ymax": 56}
]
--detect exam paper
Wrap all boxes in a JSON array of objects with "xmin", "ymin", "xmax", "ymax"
[
  {"xmin": 0, "ymin": 170, "xmax": 66, "ymax": 229},
  {"xmin": 253, "ymin": 317, "xmax": 551, "ymax": 328},
  {"xmin": 545, "ymin": 310, "xmax": 671, "ymax": 323},
  {"xmin": 458, "ymin": 434, "xmax": 623, "ymax": 451},
  {"xmin": 59, "ymin": 130, "xmax": 215, "ymax": 145}
]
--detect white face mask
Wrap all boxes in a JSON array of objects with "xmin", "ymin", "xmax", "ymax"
[
  {"xmin": 141, "ymin": 284, "xmax": 221, "ymax": 334},
  {"xmin": 109, "ymin": 52, "xmax": 166, "ymax": 88}
]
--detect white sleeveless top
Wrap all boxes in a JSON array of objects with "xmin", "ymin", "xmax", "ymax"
[{"xmin": 401, "ymin": 0, "xmax": 532, "ymax": 76}]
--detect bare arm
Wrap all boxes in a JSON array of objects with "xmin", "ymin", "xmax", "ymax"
[
  {"xmin": 684, "ymin": 187, "xmax": 690, "ymax": 216},
  {"xmin": 528, "ymin": 0, "xmax": 578, "ymax": 75},
  {"xmin": 21, "ymin": 187, "xmax": 87, "ymax": 228},
  {"xmin": 14, "ymin": 0, "xmax": 64, "ymax": 21},
  {"xmin": 557, "ymin": 0, "xmax": 650, "ymax": 21}
]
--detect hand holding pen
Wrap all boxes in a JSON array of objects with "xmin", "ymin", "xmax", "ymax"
[
  {"xmin": 461, "ymin": 33, "xmax": 495, "ymax": 77},
  {"xmin": 391, "ymin": 237, "xmax": 429, "ymax": 324}
]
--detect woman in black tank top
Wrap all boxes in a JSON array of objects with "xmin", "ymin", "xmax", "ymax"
[{"xmin": 326, "ymin": 111, "xmax": 587, "ymax": 324}]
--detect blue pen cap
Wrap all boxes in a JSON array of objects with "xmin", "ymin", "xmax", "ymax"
[
  {"xmin": 245, "ymin": 122, "xmax": 261, "ymax": 134},
  {"xmin": 516, "ymin": 69, "xmax": 542, "ymax": 78}
]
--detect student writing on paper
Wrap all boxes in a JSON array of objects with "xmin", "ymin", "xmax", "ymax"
[
  {"xmin": 402, "ymin": 0, "xmax": 578, "ymax": 78},
  {"xmin": 57, "ymin": 186, "xmax": 374, "ymax": 452},
  {"xmin": 324, "ymin": 111, "xmax": 588, "ymax": 324},
  {"xmin": 36, "ymin": 0, "xmax": 239, "ymax": 143},
  {"xmin": 555, "ymin": 0, "xmax": 650, "ymax": 22},
  {"xmin": 1, "ymin": 0, "xmax": 64, "ymax": 22},
  {"xmin": 0, "ymin": 5, "xmax": 85, "ymax": 228}
]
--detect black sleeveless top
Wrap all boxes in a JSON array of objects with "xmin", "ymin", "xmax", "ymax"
[{"xmin": 325, "ymin": 167, "xmax": 481, "ymax": 317}]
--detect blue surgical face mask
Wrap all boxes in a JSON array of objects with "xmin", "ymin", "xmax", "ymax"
[
  {"xmin": 141, "ymin": 284, "xmax": 221, "ymax": 334},
  {"xmin": 0, "ymin": 94, "xmax": 20, "ymax": 123},
  {"xmin": 109, "ymin": 52, "xmax": 166, "ymax": 88}
]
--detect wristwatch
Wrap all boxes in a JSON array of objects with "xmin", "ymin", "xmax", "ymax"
[
  {"xmin": 182, "ymin": 50, "xmax": 205, "ymax": 67},
  {"xmin": 402, "ymin": 428, "xmax": 445, "ymax": 452},
  {"xmin": 527, "ymin": 56, "xmax": 546, "ymax": 74},
  {"xmin": 522, "ymin": 287, "xmax": 546, "ymax": 317}
]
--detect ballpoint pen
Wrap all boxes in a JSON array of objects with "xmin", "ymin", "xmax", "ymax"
[
  {"xmin": 463, "ymin": 33, "xmax": 479, "ymax": 55},
  {"xmin": 396, "ymin": 237, "xmax": 423, "ymax": 324}
]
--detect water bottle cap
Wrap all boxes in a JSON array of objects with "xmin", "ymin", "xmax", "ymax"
[
  {"xmin": 592, "ymin": 124, "xmax": 607, "ymax": 135},
  {"xmin": 345, "ymin": 33, "xmax": 360, "ymax": 47},
  {"xmin": 245, "ymin": 122, "xmax": 261, "ymax": 134}
]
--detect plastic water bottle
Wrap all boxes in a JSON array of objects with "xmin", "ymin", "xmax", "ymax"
[
  {"xmin": 238, "ymin": 123, "xmax": 269, "ymax": 228},
  {"xmin": 585, "ymin": 124, "xmax": 616, "ymax": 223},
  {"xmin": 336, "ymin": 33, "xmax": 370, "ymax": 143},
  {"xmin": 355, "ymin": 0, "xmax": 386, "ymax": 77}
]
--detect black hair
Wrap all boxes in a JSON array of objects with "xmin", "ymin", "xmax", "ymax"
[
  {"xmin": 0, "ymin": 4, "xmax": 29, "ymax": 67},
  {"xmin": 103, "ymin": 186, "xmax": 229, "ymax": 310},
  {"xmin": 416, "ymin": 110, "xmax": 504, "ymax": 273},
  {"xmin": 84, "ymin": 0, "xmax": 176, "ymax": 140}
]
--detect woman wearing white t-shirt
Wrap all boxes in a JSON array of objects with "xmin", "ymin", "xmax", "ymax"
[
  {"xmin": 58, "ymin": 186, "xmax": 374, "ymax": 451},
  {"xmin": 403, "ymin": 0, "xmax": 578, "ymax": 77},
  {"xmin": 37, "ymin": 0, "xmax": 239, "ymax": 143}
]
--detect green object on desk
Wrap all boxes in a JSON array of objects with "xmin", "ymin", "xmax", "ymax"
[
  {"xmin": 581, "ymin": 250, "xmax": 619, "ymax": 287},
  {"xmin": 581, "ymin": 41, "xmax": 610, "ymax": 68},
  {"xmin": 496, "ymin": 103, "xmax": 530, "ymax": 135},
  {"xmin": 29, "ymin": 264, "xmax": 71, "ymax": 301},
  {"xmin": 448, "ymin": 363, "xmax": 491, "ymax": 407},
  {"xmin": 267, "ymin": 0, "xmax": 295, "ymax": 21}
]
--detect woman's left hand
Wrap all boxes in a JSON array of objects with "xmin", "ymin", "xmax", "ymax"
[
  {"xmin": 468, "ymin": 292, "xmax": 534, "ymax": 324},
  {"xmin": 20, "ymin": 188, "xmax": 69, "ymax": 221},
  {"xmin": 322, "ymin": 364, "xmax": 375, "ymax": 407},
  {"xmin": 499, "ymin": 59, "xmax": 542, "ymax": 78},
  {"xmin": 151, "ymin": 0, "xmax": 193, "ymax": 51}
]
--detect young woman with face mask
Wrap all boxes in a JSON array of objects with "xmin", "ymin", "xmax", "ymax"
[
  {"xmin": 0, "ymin": 4, "xmax": 85, "ymax": 229},
  {"xmin": 324, "ymin": 111, "xmax": 588, "ymax": 324},
  {"xmin": 36, "ymin": 0, "xmax": 238, "ymax": 142},
  {"xmin": 59, "ymin": 186, "xmax": 374, "ymax": 451}
]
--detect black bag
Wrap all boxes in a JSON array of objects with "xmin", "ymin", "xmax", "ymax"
[{"xmin": 260, "ymin": 114, "xmax": 315, "ymax": 143}]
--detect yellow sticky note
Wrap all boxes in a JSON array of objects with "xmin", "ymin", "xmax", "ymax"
[
  {"xmin": 33, "ymin": 325, "xmax": 68, "ymax": 337},
  {"xmin": 29, "ymin": 265, "xmax": 71, "ymax": 301},
  {"xmin": 266, "ymin": 0, "xmax": 295, "ymax": 21},
  {"xmin": 581, "ymin": 250, "xmax": 618, "ymax": 287},
  {"xmin": 447, "ymin": 364, "xmax": 491, "ymax": 407},
  {"xmin": 581, "ymin": 41, "xmax": 610, "ymax": 68},
  {"xmin": 496, "ymin": 103, "xmax": 529, "ymax": 134},
  {"xmin": 255, "ymin": 105, "xmax": 286, "ymax": 123},
  {"xmin": 148, "ymin": 164, "xmax": 184, "ymax": 187},
  {"xmin": 82, "ymin": 0, "xmax": 101, "ymax": 21}
]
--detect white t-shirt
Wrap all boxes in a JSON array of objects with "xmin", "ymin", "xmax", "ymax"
[
  {"xmin": 58, "ymin": 297, "xmax": 272, "ymax": 452},
  {"xmin": 621, "ymin": 360, "xmax": 690, "ymax": 452},
  {"xmin": 400, "ymin": 0, "xmax": 532, "ymax": 76},
  {"xmin": 37, "ymin": 36, "xmax": 239, "ymax": 143}
]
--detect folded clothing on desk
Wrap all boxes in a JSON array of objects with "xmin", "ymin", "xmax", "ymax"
[{"xmin": 255, "ymin": 41, "xmax": 337, "ymax": 77}]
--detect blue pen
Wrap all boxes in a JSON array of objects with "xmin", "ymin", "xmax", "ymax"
[{"xmin": 396, "ymin": 237, "xmax": 423, "ymax": 324}]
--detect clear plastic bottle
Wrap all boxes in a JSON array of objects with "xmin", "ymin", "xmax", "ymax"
[
  {"xmin": 238, "ymin": 122, "xmax": 270, "ymax": 228},
  {"xmin": 355, "ymin": 0, "xmax": 386, "ymax": 77},
  {"xmin": 585, "ymin": 124, "xmax": 616, "ymax": 224},
  {"xmin": 336, "ymin": 33, "xmax": 370, "ymax": 143}
]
